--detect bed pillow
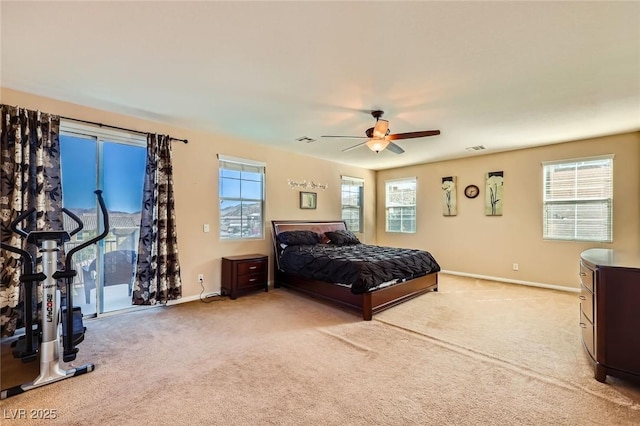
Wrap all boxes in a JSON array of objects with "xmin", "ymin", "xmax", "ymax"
[
  {"xmin": 325, "ymin": 230, "xmax": 361, "ymax": 246},
  {"xmin": 277, "ymin": 230, "xmax": 322, "ymax": 246}
]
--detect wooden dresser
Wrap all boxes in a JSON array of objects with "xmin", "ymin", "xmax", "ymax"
[
  {"xmin": 221, "ymin": 254, "xmax": 268, "ymax": 299},
  {"xmin": 579, "ymin": 248, "xmax": 640, "ymax": 383}
]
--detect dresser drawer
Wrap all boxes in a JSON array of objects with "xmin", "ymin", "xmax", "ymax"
[
  {"xmin": 579, "ymin": 262, "xmax": 594, "ymax": 292},
  {"xmin": 580, "ymin": 309, "xmax": 595, "ymax": 359},
  {"xmin": 579, "ymin": 283, "xmax": 594, "ymax": 324},
  {"xmin": 237, "ymin": 259, "xmax": 267, "ymax": 276}
]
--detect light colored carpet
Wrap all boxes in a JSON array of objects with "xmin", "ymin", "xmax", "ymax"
[{"xmin": 1, "ymin": 274, "xmax": 639, "ymax": 425}]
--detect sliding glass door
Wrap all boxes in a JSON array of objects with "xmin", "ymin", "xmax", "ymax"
[{"xmin": 59, "ymin": 124, "xmax": 146, "ymax": 316}]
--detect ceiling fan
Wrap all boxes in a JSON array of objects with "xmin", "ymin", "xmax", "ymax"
[{"xmin": 321, "ymin": 110, "xmax": 440, "ymax": 154}]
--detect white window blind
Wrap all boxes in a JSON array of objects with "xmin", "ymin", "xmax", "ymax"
[
  {"xmin": 218, "ymin": 155, "xmax": 265, "ymax": 240},
  {"xmin": 542, "ymin": 155, "xmax": 613, "ymax": 242},
  {"xmin": 341, "ymin": 176, "xmax": 364, "ymax": 233},
  {"xmin": 385, "ymin": 178, "xmax": 416, "ymax": 233}
]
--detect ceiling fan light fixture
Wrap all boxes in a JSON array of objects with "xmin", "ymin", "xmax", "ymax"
[
  {"xmin": 372, "ymin": 119, "xmax": 389, "ymax": 139},
  {"xmin": 366, "ymin": 138, "xmax": 390, "ymax": 153},
  {"xmin": 322, "ymin": 109, "xmax": 440, "ymax": 155}
]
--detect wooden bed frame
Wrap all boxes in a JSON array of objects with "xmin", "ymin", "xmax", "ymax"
[{"xmin": 271, "ymin": 220, "xmax": 438, "ymax": 320}]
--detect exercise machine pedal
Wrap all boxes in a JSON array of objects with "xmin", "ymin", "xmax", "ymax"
[{"xmin": 11, "ymin": 332, "xmax": 40, "ymax": 363}]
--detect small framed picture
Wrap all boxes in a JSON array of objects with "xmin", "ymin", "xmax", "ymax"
[{"xmin": 300, "ymin": 191, "xmax": 317, "ymax": 209}]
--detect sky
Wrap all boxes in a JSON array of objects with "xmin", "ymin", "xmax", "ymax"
[{"xmin": 60, "ymin": 135, "xmax": 146, "ymax": 213}]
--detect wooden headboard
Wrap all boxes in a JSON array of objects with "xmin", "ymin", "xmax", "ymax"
[
  {"xmin": 271, "ymin": 220, "xmax": 347, "ymax": 269},
  {"xmin": 272, "ymin": 220, "xmax": 347, "ymax": 237}
]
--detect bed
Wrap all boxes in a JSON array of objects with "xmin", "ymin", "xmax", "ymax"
[{"xmin": 271, "ymin": 220, "xmax": 440, "ymax": 320}]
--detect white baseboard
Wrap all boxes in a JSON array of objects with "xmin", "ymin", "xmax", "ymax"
[
  {"xmin": 168, "ymin": 292, "xmax": 222, "ymax": 305},
  {"xmin": 440, "ymin": 270, "xmax": 580, "ymax": 293},
  {"xmin": 170, "ymin": 279, "xmax": 277, "ymax": 305}
]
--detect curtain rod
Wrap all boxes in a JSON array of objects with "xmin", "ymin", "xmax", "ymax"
[{"xmin": 59, "ymin": 116, "xmax": 188, "ymax": 144}]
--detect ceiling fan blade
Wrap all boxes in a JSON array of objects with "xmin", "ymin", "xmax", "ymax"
[
  {"xmin": 321, "ymin": 135, "xmax": 367, "ymax": 139},
  {"xmin": 342, "ymin": 141, "xmax": 368, "ymax": 152},
  {"xmin": 387, "ymin": 130, "xmax": 441, "ymax": 141},
  {"xmin": 386, "ymin": 142, "xmax": 405, "ymax": 154}
]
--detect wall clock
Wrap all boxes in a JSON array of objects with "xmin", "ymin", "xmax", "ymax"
[{"xmin": 464, "ymin": 184, "xmax": 480, "ymax": 199}]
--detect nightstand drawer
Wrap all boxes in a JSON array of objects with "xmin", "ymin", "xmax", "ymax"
[
  {"xmin": 237, "ymin": 260, "xmax": 267, "ymax": 276},
  {"xmin": 237, "ymin": 272, "xmax": 267, "ymax": 289}
]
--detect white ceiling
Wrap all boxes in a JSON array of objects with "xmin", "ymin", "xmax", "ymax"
[{"xmin": 2, "ymin": 1, "xmax": 639, "ymax": 170}]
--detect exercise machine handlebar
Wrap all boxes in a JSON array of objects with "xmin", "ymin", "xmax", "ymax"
[
  {"xmin": 62, "ymin": 190, "xmax": 110, "ymax": 361},
  {"xmin": 62, "ymin": 207, "xmax": 84, "ymax": 237},
  {"xmin": 9, "ymin": 207, "xmax": 34, "ymax": 239},
  {"xmin": 64, "ymin": 190, "xmax": 110, "ymax": 268}
]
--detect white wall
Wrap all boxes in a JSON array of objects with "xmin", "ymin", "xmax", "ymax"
[{"xmin": 376, "ymin": 132, "xmax": 640, "ymax": 288}]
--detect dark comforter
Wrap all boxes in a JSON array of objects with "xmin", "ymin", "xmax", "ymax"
[{"xmin": 278, "ymin": 244, "xmax": 440, "ymax": 294}]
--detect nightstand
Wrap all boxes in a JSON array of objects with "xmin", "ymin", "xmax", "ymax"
[{"xmin": 221, "ymin": 254, "xmax": 268, "ymax": 299}]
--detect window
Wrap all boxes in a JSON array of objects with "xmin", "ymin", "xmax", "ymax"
[
  {"xmin": 542, "ymin": 155, "xmax": 613, "ymax": 242},
  {"xmin": 385, "ymin": 178, "xmax": 416, "ymax": 233},
  {"xmin": 219, "ymin": 155, "xmax": 265, "ymax": 240},
  {"xmin": 341, "ymin": 176, "xmax": 364, "ymax": 233}
]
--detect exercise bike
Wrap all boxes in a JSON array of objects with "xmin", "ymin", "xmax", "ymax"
[{"xmin": 1, "ymin": 190, "xmax": 109, "ymax": 399}]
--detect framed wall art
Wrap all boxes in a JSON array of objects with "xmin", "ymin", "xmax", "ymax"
[
  {"xmin": 441, "ymin": 176, "xmax": 458, "ymax": 216},
  {"xmin": 485, "ymin": 171, "xmax": 504, "ymax": 216},
  {"xmin": 300, "ymin": 191, "xmax": 317, "ymax": 209}
]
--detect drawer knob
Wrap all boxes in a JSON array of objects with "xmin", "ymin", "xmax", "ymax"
[
  {"xmin": 579, "ymin": 272, "xmax": 587, "ymax": 277},
  {"xmin": 249, "ymin": 278, "xmax": 256, "ymax": 282},
  {"xmin": 579, "ymin": 295, "xmax": 586, "ymax": 300},
  {"xmin": 579, "ymin": 322, "xmax": 587, "ymax": 328},
  {"xmin": 249, "ymin": 266, "xmax": 257, "ymax": 270}
]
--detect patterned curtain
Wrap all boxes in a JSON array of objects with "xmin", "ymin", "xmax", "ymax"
[
  {"xmin": 0, "ymin": 105, "xmax": 64, "ymax": 337},
  {"xmin": 132, "ymin": 134, "xmax": 182, "ymax": 305}
]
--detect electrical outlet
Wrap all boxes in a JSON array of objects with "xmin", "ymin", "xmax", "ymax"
[
  {"xmin": 198, "ymin": 274, "xmax": 204, "ymax": 282},
  {"xmin": 512, "ymin": 263, "xmax": 519, "ymax": 271}
]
